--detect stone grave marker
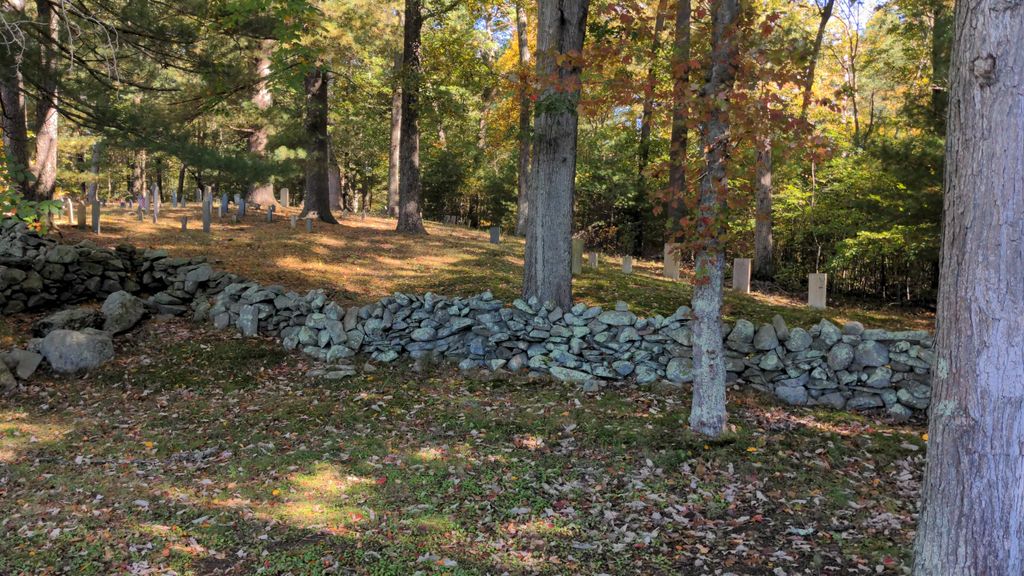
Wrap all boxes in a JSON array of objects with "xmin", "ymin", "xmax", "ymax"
[
  {"xmin": 234, "ymin": 193, "xmax": 240, "ymax": 206},
  {"xmin": 489, "ymin": 226, "xmax": 500, "ymax": 244},
  {"xmin": 808, "ymin": 273, "xmax": 828, "ymax": 309},
  {"xmin": 588, "ymin": 251, "xmax": 599, "ymax": 268},
  {"xmin": 64, "ymin": 198, "xmax": 74, "ymax": 224},
  {"xmin": 220, "ymin": 193, "xmax": 228, "ymax": 218},
  {"xmin": 76, "ymin": 202, "xmax": 87, "ymax": 230},
  {"xmin": 306, "ymin": 217, "xmax": 314, "ymax": 232},
  {"xmin": 91, "ymin": 201, "xmax": 101, "ymax": 234},
  {"xmin": 239, "ymin": 198, "xmax": 246, "ymax": 217},
  {"xmin": 663, "ymin": 243, "xmax": 680, "ymax": 280},
  {"xmin": 202, "ymin": 192, "xmax": 212, "ymax": 234},
  {"xmin": 290, "ymin": 215, "xmax": 297, "ymax": 229},
  {"xmin": 571, "ymin": 238, "xmax": 584, "ymax": 275},
  {"xmin": 733, "ymin": 258, "xmax": 752, "ymax": 293},
  {"xmin": 266, "ymin": 205, "xmax": 275, "ymax": 223},
  {"xmin": 622, "ymin": 255, "xmax": 632, "ymax": 274},
  {"xmin": 180, "ymin": 216, "xmax": 188, "ymax": 231},
  {"xmin": 137, "ymin": 207, "xmax": 144, "ymax": 222},
  {"xmin": 279, "ymin": 188, "xmax": 289, "ymax": 207}
]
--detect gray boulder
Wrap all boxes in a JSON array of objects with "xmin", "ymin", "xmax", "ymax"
[
  {"xmin": 3, "ymin": 349, "xmax": 43, "ymax": 379},
  {"xmin": 753, "ymin": 324, "xmax": 779, "ymax": 351},
  {"xmin": 40, "ymin": 330, "xmax": 115, "ymax": 373},
  {"xmin": 101, "ymin": 291, "xmax": 147, "ymax": 333},
  {"xmin": 775, "ymin": 384, "xmax": 808, "ymax": 405},
  {"xmin": 855, "ymin": 341, "xmax": 890, "ymax": 367},
  {"xmin": 785, "ymin": 328, "xmax": 812, "ymax": 352},
  {"xmin": 0, "ymin": 362, "xmax": 16, "ymax": 393},
  {"xmin": 665, "ymin": 357, "xmax": 693, "ymax": 383},
  {"xmin": 826, "ymin": 343, "xmax": 854, "ymax": 371},
  {"xmin": 771, "ymin": 314, "xmax": 790, "ymax": 341},
  {"xmin": 32, "ymin": 308, "xmax": 100, "ymax": 336}
]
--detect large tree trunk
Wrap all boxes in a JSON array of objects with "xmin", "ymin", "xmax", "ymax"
[
  {"xmin": 300, "ymin": 67, "xmax": 338, "ymax": 224},
  {"xmin": 912, "ymin": 1, "xmax": 1024, "ymax": 572},
  {"xmin": 753, "ymin": 129, "xmax": 773, "ymax": 280},
  {"xmin": 522, "ymin": 0, "xmax": 589, "ymax": 310},
  {"xmin": 86, "ymin": 140, "xmax": 102, "ymax": 203},
  {"xmin": 631, "ymin": 0, "xmax": 669, "ymax": 255},
  {"xmin": 0, "ymin": 1, "xmax": 31, "ymax": 198},
  {"xmin": 386, "ymin": 10, "xmax": 403, "ymax": 218},
  {"xmin": 689, "ymin": 0, "xmax": 739, "ymax": 438},
  {"xmin": 247, "ymin": 40, "xmax": 277, "ymax": 206},
  {"xmin": 666, "ymin": 0, "xmax": 690, "ymax": 243},
  {"xmin": 395, "ymin": 0, "xmax": 427, "ymax": 234},
  {"xmin": 329, "ymin": 159, "xmax": 343, "ymax": 212},
  {"xmin": 30, "ymin": 0, "xmax": 59, "ymax": 200},
  {"xmin": 800, "ymin": 0, "xmax": 835, "ymax": 121},
  {"xmin": 514, "ymin": 1, "xmax": 532, "ymax": 236},
  {"xmin": 130, "ymin": 150, "xmax": 146, "ymax": 202},
  {"xmin": 176, "ymin": 163, "xmax": 187, "ymax": 202}
]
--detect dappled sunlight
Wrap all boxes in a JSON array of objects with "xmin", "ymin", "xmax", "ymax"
[{"xmin": 0, "ymin": 411, "xmax": 72, "ymax": 463}]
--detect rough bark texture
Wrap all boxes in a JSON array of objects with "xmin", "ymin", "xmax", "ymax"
[
  {"xmin": 396, "ymin": 0, "xmax": 427, "ymax": 234},
  {"xmin": 753, "ymin": 131, "xmax": 773, "ymax": 280},
  {"xmin": 246, "ymin": 40, "xmax": 277, "ymax": 206},
  {"xmin": 130, "ymin": 150, "xmax": 146, "ymax": 202},
  {"xmin": 387, "ymin": 10, "xmax": 403, "ymax": 218},
  {"xmin": 328, "ymin": 160, "xmax": 343, "ymax": 212},
  {"xmin": 689, "ymin": 0, "xmax": 739, "ymax": 438},
  {"xmin": 631, "ymin": 0, "xmax": 668, "ymax": 255},
  {"xmin": 522, "ymin": 0, "xmax": 589, "ymax": 310},
  {"xmin": 912, "ymin": 0, "xmax": 1024, "ymax": 572},
  {"xmin": 176, "ymin": 163, "xmax": 187, "ymax": 203},
  {"xmin": 86, "ymin": 141, "xmax": 102, "ymax": 203},
  {"xmin": 514, "ymin": 1, "xmax": 532, "ymax": 236},
  {"xmin": 666, "ymin": 0, "xmax": 690, "ymax": 243},
  {"xmin": 30, "ymin": 0, "xmax": 59, "ymax": 200},
  {"xmin": 800, "ymin": 0, "xmax": 835, "ymax": 121},
  {"xmin": 0, "ymin": 6, "xmax": 31, "ymax": 197},
  {"xmin": 300, "ymin": 67, "xmax": 338, "ymax": 224}
]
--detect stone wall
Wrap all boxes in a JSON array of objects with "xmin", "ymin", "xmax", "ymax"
[{"xmin": 0, "ymin": 219, "xmax": 932, "ymax": 417}]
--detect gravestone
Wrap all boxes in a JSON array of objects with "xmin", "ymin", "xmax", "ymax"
[
  {"xmin": 306, "ymin": 217, "xmax": 313, "ymax": 233},
  {"xmin": 588, "ymin": 252, "xmax": 599, "ymax": 268},
  {"xmin": 808, "ymin": 273, "xmax": 828, "ymax": 309},
  {"xmin": 202, "ymin": 188, "xmax": 212, "ymax": 233},
  {"xmin": 64, "ymin": 198, "xmax": 75, "ymax": 224},
  {"xmin": 127, "ymin": 198, "xmax": 133, "ymax": 209},
  {"xmin": 91, "ymin": 201, "xmax": 101, "ymax": 234},
  {"xmin": 238, "ymin": 198, "xmax": 247, "ymax": 218},
  {"xmin": 234, "ymin": 193, "xmax": 240, "ymax": 206},
  {"xmin": 571, "ymin": 238, "xmax": 584, "ymax": 275},
  {"xmin": 663, "ymin": 243, "xmax": 680, "ymax": 281},
  {"xmin": 76, "ymin": 202, "xmax": 87, "ymax": 230},
  {"xmin": 220, "ymin": 193, "xmax": 228, "ymax": 218},
  {"xmin": 195, "ymin": 188, "xmax": 202, "ymax": 202},
  {"xmin": 733, "ymin": 258, "xmax": 752, "ymax": 293},
  {"xmin": 180, "ymin": 216, "xmax": 188, "ymax": 231},
  {"xmin": 171, "ymin": 190, "xmax": 178, "ymax": 208},
  {"xmin": 489, "ymin": 226, "xmax": 500, "ymax": 244},
  {"xmin": 267, "ymin": 205, "xmax": 275, "ymax": 223},
  {"xmin": 290, "ymin": 215, "xmax": 297, "ymax": 229},
  {"xmin": 231, "ymin": 214, "xmax": 239, "ymax": 224},
  {"xmin": 137, "ymin": 207, "xmax": 144, "ymax": 222},
  {"xmin": 139, "ymin": 193, "xmax": 149, "ymax": 213},
  {"xmin": 279, "ymin": 188, "xmax": 289, "ymax": 207},
  {"xmin": 622, "ymin": 255, "xmax": 632, "ymax": 274}
]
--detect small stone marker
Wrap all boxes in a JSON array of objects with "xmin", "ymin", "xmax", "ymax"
[
  {"xmin": 663, "ymin": 243, "xmax": 680, "ymax": 281},
  {"xmin": 239, "ymin": 198, "xmax": 246, "ymax": 217},
  {"xmin": 808, "ymin": 273, "xmax": 828, "ymax": 309},
  {"xmin": 571, "ymin": 238, "xmax": 584, "ymax": 275},
  {"xmin": 171, "ymin": 191, "xmax": 178, "ymax": 208},
  {"xmin": 220, "ymin": 193, "xmax": 228, "ymax": 218},
  {"xmin": 622, "ymin": 255, "xmax": 632, "ymax": 274},
  {"xmin": 290, "ymin": 215, "xmax": 297, "ymax": 229},
  {"xmin": 234, "ymin": 193, "xmax": 240, "ymax": 206},
  {"xmin": 279, "ymin": 188, "xmax": 289, "ymax": 207},
  {"xmin": 91, "ymin": 201, "xmax": 101, "ymax": 234},
  {"xmin": 152, "ymin": 198, "xmax": 160, "ymax": 224},
  {"xmin": 202, "ymin": 188, "xmax": 212, "ymax": 233},
  {"xmin": 196, "ymin": 188, "xmax": 202, "ymax": 202},
  {"xmin": 733, "ymin": 258, "xmax": 752, "ymax": 293},
  {"xmin": 76, "ymin": 202, "xmax": 87, "ymax": 230},
  {"xmin": 137, "ymin": 207, "xmax": 144, "ymax": 222},
  {"xmin": 306, "ymin": 217, "xmax": 313, "ymax": 232},
  {"xmin": 267, "ymin": 205, "xmax": 275, "ymax": 223},
  {"xmin": 489, "ymin": 226, "xmax": 500, "ymax": 244},
  {"xmin": 64, "ymin": 198, "xmax": 74, "ymax": 224},
  {"xmin": 180, "ymin": 216, "xmax": 188, "ymax": 231},
  {"xmin": 588, "ymin": 251, "xmax": 599, "ymax": 268}
]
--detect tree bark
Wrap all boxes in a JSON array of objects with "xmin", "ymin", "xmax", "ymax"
[
  {"xmin": 30, "ymin": 0, "xmax": 59, "ymax": 200},
  {"xmin": 666, "ymin": 0, "xmax": 690, "ymax": 243},
  {"xmin": 632, "ymin": 0, "xmax": 669, "ymax": 255},
  {"xmin": 0, "ymin": 2, "xmax": 31, "ymax": 198},
  {"xmin": 387, "ymin": 10, "xmax": 403, "ymax": 218},
  {"xmin": 514, "ymin": 0, "xmax": 532, "ymax": 236},
  {"xmin": 689, "ymin": 0, "xmax": 739, "ymax": 438},
  {"xmin": 176, "ymin": 163, "xmax": 187, "ymax": 203},
  {"xmin": 753, "ymin": 128, "xmax": 773, "ymax": 280},
  {"xmin": 130, "ymin": 150, "xmax": 146, "ymax": 202},
  {"xmin": 396, "ymin": 0, "xmax": 427, "ymax": 234},
  {"xmin": 86, "ymin": 140, "xmax": 102, "ymax": 203},
  {"xmin": 522, "ymin": 0, "xmax": 590, "ymax": 310},
  {"xmin": 329, "ymin": 156, "xmax": 343, "ymax": 212},
  {"xmin": 300, "ymin": 67, "xmax": 338, "ymax": 224},
  {"xmin": 912, "ymin": 0, "xmax": 1024, "ymax": 571},
  {"xmin": 800, "ymin": 0, "xmax": 835, "ymax": 121},
  {"xmin": 246, "ymin": 39, "xmax": 277, "ymax": 206}
]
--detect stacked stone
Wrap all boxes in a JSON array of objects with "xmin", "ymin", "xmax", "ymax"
[{"xmin": 137, "ymin": 250, "xmax": 243, "ymax": 316}]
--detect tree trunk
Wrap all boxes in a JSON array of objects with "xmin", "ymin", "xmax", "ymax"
[
  {"xmin": 395, "ymin": 0, "xmax": 427, "ymax": 234},
  {"xmin": 386, "ymin": 10, "xmax": 403, "ymax": 218},
  {"xmin": 0, "ymin": 3, "xmax": 31, "ymax": 198},
  {"xmin": 247, "ymin": 40, "xmax": 277, "ymax": 206},
  {"xmin": 131, "ymin": 150, "xmax": 146, "ymax": 202},
  {"xmin": 300, "ymin": 67, "xmax": 337, "ymax": 224},
  {"xmin": 30, "ymin": 0, "xmax": 59, "ymax": 200},
  {"xmin": 632, "ymin": 0, "xmax": 669, "ymax": 255},
  {"xmin": 689, "ymin": 0, "xmax": 739, "ymax": 438},
  {"xmin": 912, "ymin": 0, "xmax": 1024, "ymax": 572},
  {"xmin": 329, "ymin": 160, "xmax": 343, "ymax": 212},
  {"xmin": 522, "ymin": 0, "xmax": 590, "ymax": 310},
  {"xmin": 176, "ymin": 163, "xmax": 187, "ymax": 203},
  {"xmin": 666, "ymin": 0, "xmax": 691, "ymax": 243},
  {"xmin": 155, "ymin": 156, "xmax": 165, "ymax": 200},
  {"xmin": 753, "ymin": 130, "xmax": 773, "ymax": 280},
  {"xmin": 514, "ymin": 1, "xmax": 532, "ymax": 236},
  {"xmin": 800, "ymin": 0, "xmax": 835, "ymax": 121},
  {"xmin": 86, "ymin": 140, "xmax": 102, "ymax": 203}
]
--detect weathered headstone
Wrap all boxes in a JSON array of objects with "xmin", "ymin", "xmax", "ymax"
[
  {"xmin": 220, "ymin": 193, "xmax": 228, "ymax": 218},
  {"xmin": 622, "ymin": 255, "xmax": 632, "ymax": 274},
  {"xmin": 64, "ymin": 198, "xmax": 75, "ymax": 224},
  {"xmin": 91, "ymin": 201, "xmax": 101, "ymax": 234},
  {"xmin": 180, "ymin": 216, "xmax": 188, "ymax": 231},
  {"xmin": 76, "ymin": 202, "xmax": 87, "ymax": 230},
  {"xmin": 233, "ymin": 193, "xmax": 240, "ymax": 206},
  {"xmin": 571, "ymin": 238, "xmax": 584, "ymax": 275},
  {"xmin": 238, "ymin": 198, "xmax": 246, "ymax": 218},
  {"xmin": 279, "ymin": 187, "xmax": 289, "ymax": 207},
  {"xmin": 195, "ymin": 187, "xmax": 202, "ymax": 202},
  {"xmin": 808, "ymin": 273, "xmax": 828, "ymax": 309},
  {"xmin": 267, "ymin": 205, "xmax": 275, "ymax": 223},
  {"xmin": 306, "ymin": 217, "xmax": 313, "ymax": 233},
  {"xmin": 290, "ymin": 215, "xmax": 297, "ymax": 229},
  {"xmin": 151, "ymin": 195, "xmax": 160, "ymax": 224},
  {"xmin": 171, "ymin": 190, "xmax": 178, "ymax": 208},
  {"xmin": 202, "ymin": 188, "xmax": 212, "ymax": 234},
  {"xmin": 489, "ymin": 226, "xmax": 500, "ymax": 244},
  {"xmin": 663, "ymin": 243, "xmax": 680, "ymax": 280},
  {"xmin": 733, "ymin": 258, "xmax": 752, "ymax": 293},
  {"xmin": 588, "ymin": 251, "xmax": 599, "ymax": 268},
  {"xmin": 137, "ymin": 207, "xmax": 144, "ymax": 222}
]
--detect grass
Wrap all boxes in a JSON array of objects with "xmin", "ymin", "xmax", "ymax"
[
  {"xmin": 1, "ymin": 315, "xmax": 926, "ymax": 575},
  {"xmin": 58, "ymin": 205, "xmax": 933, "ymax": 330}
]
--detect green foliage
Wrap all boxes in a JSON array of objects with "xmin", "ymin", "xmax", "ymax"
[{"xmin": 0, "ymin": 151, "xmax": 62, "ymax": 232}]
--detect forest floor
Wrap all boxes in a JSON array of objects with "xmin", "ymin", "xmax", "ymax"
[
  {"xmin": 0, "ymin": 314, "xmax": 925, "ymax": 575},
  {"xmin": 59, "ymin": 204, "xmax": 933, "ymax": 331}
]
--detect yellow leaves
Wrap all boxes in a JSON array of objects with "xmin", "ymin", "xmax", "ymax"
[
  {"xmin": 921, "ymin": 433, "xmax": 928, "ymax": 442},
  {"xmin": 143, "ymin": 441, "xmax": 154, "ymax": 449},
  {"xmin": 746, "ymin": 446, "xmax": 758, "ymax": 453},
  {"xmin": 272, "ymin": 489, "xmax": 281, "ymax": 496}
]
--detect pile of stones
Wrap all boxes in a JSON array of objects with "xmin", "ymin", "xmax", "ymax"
[{"xmin": 0, "ymin": 219, "xmax": 933, "ymax": 418}]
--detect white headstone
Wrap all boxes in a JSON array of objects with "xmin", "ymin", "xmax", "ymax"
[
  {"xmin": 733, "ymin": 258, "xmax": 752, "ymax": 293},
  {"xmin": 808, "ymin": 273, "xmax": 828, "ymax": 309},
  {"xmin": 279, "ymin": 188, "xmax": 289, "ymax": 207},
  {"xmin": 588, "ymin": 252, "xmax": 599, "ymax": 268},
  {"xmin": 622, "ymin": 255, "xmax": 633, "ymax": 274}
]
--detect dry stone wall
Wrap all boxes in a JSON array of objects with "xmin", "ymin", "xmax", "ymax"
[{"xmin": 0, "ymin": 219, "xmax": 932, "ymax": 418}]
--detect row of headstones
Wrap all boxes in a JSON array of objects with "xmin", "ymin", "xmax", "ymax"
[{"xmin": 486, "ymin": 228, "xmax": 829, "ymax": 311}]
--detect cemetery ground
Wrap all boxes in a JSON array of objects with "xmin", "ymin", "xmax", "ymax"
[
  {"xmin": 58, "ymin": 203, "xmax": 932, "ymax": 332},
  {"xmin": 1, "ymin": 313, "xmax": 925, "ymax": 575}
]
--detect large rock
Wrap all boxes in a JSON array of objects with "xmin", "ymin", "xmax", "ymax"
[
  {"xmin": 775, "ymin": 384, "xmax": 808, "ymax": 405},
  {"xmin": 40, "ymin": 330, "xmax": 115, "ymax": 373},
  {"xmin": 785, "ymin": 328, "xmax": 812, "ymax": 352},
  {"xmin": 826, "ymin": 343, "xmax": 854, "ymax": 371},
  {"xmin": 665, "ymin": 357, "xmax": 693, "ymax": 383},
  {"xmin": 3, "ymin": 349, "xmax": 43, "ymax": 379},
  {"xmin": 855, "ymin": 341, "xmax": 890, "ymax": 367},
  {"xmin": 0, "ymin": 362, "xmax": 16, "ymax": 393},
  {"xmin": 752, "ymin": 324, "xmax": 779, "ymax": 351},
  {"xmin": 32, "ymin": 308, "xmax": 100, "ymax": 336},
  {"xmin": 101, "ymin": 291, "xmax": 146, "ymax": 333}
]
